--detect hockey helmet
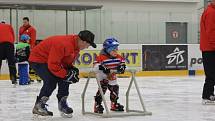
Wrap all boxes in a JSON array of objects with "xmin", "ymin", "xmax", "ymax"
[
  {"xmin": 103, "ymin": 37, "xmax": 119, "ymax": 53},
  {"xmin": 20, "ymin": 34, "xmax": 30, "ymax": 42}
]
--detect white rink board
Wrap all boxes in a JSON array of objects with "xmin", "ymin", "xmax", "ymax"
[
  {"xmin": 0, "ymin": 60, "xmax": 9, "ymax": 74},
  {"xmin": 188, "ymin": 44, "xmax": 203, "ymax": 70},
  {"xmin": 134, "ymin": 0, "xmax": 199, "ymax": 2},
  {"xmin": 0, "ymin": 44, "xmax": 142, "ymax": 74},
  {"xmin": 0, "ymin": 44, "xmax": 204, "ymax": 74},
  {"xmin": 84, "ymin": 44, "xmax": 142, "ymax": 50}
]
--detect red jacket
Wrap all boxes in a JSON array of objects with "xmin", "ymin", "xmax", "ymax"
[
  {"xmin": 29, "ymin": 35, "xmax": 80, "ymax": 78},
  {"xmin": 0, "ymin": 23, "xmax": 15, "ymax": 44},
  {"xmin": 19, "ymin": 24, "xmax": 36, "ymax": 49},
  {"xmin": 200, "ymin": 4, "xmax": 215, "ymax": 51}
]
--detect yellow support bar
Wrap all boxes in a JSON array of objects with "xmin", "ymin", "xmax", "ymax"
[{"xmin": 0, "ymin": 70, "xmax": 205, "ymax": 80}]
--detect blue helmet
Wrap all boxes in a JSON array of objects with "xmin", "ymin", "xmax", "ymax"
[
  {"xmin": 20, "ymin": 34, "xmax": 30, "ymax": 42},
  {"xmin": 103, "ymin": 37, "xmax": 119, "ymax": 53}
]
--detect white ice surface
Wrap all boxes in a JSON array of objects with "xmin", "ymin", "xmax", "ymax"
[{"xmin": 0, "ymin": 76, "xmax": 214, "ymax": 121}]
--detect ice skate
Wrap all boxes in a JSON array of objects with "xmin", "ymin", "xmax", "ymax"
[
  {"xmin": 58, "ymin": 96, "xmax": 73, "ymax": 118},
  {"xmin": 32, "ymin": 96, "xmax": 53, "ymax": 116},
  {"xmin": 94, "ymin": 102, "xmax": 104, "ymax": 114},
  {"xmin": 110, "ymin": 102, "xmax": 124, "ymax": 111},
  {"xmin": 202, "ymin": 96, "xmax": 215, "ymax": 105},
  {"xmin": 10, "ymin": 75, "xmax": 17, "ymax": 85},
  {"xmin": 94, "ymin": 96, "xmax": 104, "ymax": 113}
]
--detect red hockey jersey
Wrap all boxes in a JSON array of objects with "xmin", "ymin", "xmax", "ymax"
[{"xmin": 94, "ymin": 53, "xmax": 125, "ymax": 70}]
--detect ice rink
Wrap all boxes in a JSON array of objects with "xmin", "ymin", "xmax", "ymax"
[{"xmin": 0, "ymin": 76, "xmax": 214, "ymax": 121}]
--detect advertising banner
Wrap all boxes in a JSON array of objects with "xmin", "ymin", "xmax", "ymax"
[
  {"xmin": 142, "ymin": 45, "xmax": 188, "ymax": 71},
  {"xmin": 74, "ymin": 49, "xmax": 141, "ymax": 68}
]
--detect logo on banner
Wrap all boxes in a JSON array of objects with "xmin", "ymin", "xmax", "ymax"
[{"xmin": 166, "ymin": 47, "xmax": 185, "ymax": 65}]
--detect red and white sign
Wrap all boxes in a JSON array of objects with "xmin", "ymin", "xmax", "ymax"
[{"xmin": 171, "ymin": 30, "xmax": 179, "ymax": 39}]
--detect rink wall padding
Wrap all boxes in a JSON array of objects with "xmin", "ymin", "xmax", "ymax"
[
  {"xmin": 0, "ymin": 44, "xmax": 204, "ymax": 80},
  {"xmin": 0, "ymin": 70, "xmax": 204, "ymax": 80},
  {"xmin": 79, "ymin": 70, "xmax": 205, "ymax": 77}
]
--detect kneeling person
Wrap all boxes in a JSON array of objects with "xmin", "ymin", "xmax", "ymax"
[{"xmin": 29, "ymin": 30, "xmax": 96, "ymax": 117}]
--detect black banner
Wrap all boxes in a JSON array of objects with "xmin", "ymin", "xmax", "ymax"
[{"xmin": 142, "ymin": 45, "xmax": 188, "ymax": 71}]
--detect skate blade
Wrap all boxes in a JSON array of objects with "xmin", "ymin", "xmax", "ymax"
[
  {"xmin": 60, "ymin": 112, "xmax": 73, "ymax": 118},
  {"xmin": 94, "ymin": 111, "xmax": 103, "ymax": 114},
  {"xmin": 110, "ymin": 109, "xmax": 124, "ymax": 112},
  {"xmin": 32, "ymin": 114, "xmax": 52, "ymax": 120},
  {"xmin": 202, "ymin": 100, "xmax": 215, "ymax": 105},
  {"xmin": 12, "ymin": 84, "xmax": 17, "ymax": 88}
]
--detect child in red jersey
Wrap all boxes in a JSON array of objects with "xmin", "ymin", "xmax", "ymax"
[{"xmin": 93, "ymin": 37, "xmax": 126, "ymax": 114}]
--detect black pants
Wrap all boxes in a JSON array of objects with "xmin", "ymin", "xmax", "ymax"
[
  {"xmin": 202, "ymin": 51, "xmax": 215, "ymax": 99},
  {"xmin": 95, "ymin": 79, "xmax": 119, "ymax": 103},
  {"xmin": 30, "ymin": 62, "xmax": 70, "ymax": 100},
  {"xmin": 0, "ymin": 42, "xmax": 17, "ymax": 80}
]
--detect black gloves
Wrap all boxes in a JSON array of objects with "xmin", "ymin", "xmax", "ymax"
[
  {"xmin": 64, "ymin": 66, "xmax": 79, "ymax": 84},
  {"xmin": 99, "ymin": 65, "xmax": 110, "ymax": 74},
  {"xmin": 99, "ymin": 64, "xmax": 126, "ymax": 74},
  {"xmin": 117, "ymin": 64, "xmax": 126, "ymax": 74}
]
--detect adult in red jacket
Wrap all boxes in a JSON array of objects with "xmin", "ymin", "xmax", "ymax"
[
  {"xmin": 200, "ymin": 0, "xmax": 215, "ymax": 104},
  {"xmin": 19, "ymin": 17, "xmax": 36, "ymax": 49},
  {"xmin": 29, "ymin": 30, "xmax": 96, "ymax": 117},
  {"xmin": 0, "ymin": 21, "xmax": 17, "ymax": 84}
]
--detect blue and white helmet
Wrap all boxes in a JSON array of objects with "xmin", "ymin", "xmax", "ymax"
[
  {"xmin": 20, "ymin": 34, "xmax": 30, "ymax": 42},
  {"xmin": 103, "ymin": 37, "xmax": 119, "ymax": 53}
]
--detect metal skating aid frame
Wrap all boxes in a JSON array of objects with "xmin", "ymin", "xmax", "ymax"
[{"xmin": 81, "ymin": 69, "xmax": 152, "ymax": 118}]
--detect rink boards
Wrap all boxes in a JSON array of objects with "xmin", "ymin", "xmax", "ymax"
[{"xmin": 0, "ymin": 44, "xmax": 204, "ymax": 80}]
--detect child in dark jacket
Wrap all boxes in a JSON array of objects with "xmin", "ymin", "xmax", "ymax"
[
  {"xmin": 15, "ymin": 34, "xmax": 30, "ymax": 85},
  {"xmin": 16, "ymin": 34, "xmax": 30, "ymax": 63}
]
